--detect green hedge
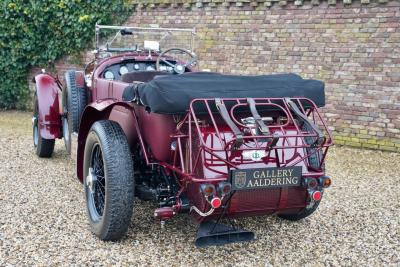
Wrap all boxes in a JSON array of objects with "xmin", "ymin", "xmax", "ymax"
[{"xmin": 0, "ymin": 0, "xmax": 133, "ymax": 109}]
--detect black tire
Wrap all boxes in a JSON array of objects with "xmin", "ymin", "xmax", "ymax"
[
  {"xmin": 278, "ymin": 121, "xmax": 324, "ymax": 221},
  {"xmin": 83, "ymin": 120, "xmax": 135, "ymax": 241},
  {"xmin": 33, "ymin": 93, "xmax": 55, "ymax": 158},
  {"xmin": 62, "ymin": 70, "xmax": 87, "ymax": 154}
]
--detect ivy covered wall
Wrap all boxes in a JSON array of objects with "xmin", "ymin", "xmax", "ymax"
[{"xmin": 0, "ymin": 0, "xmax": 133, "ymax": 109}]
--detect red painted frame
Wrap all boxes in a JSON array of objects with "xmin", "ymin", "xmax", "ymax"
[{"xmin": 130, "ymin": 96, "xmax": 333, "ymax": 215}]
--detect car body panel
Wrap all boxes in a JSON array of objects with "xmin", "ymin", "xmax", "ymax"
[
  {"xmin": 76, "ymin": 100, "xmax": 138, "ymax": 182},
  {"xmin": 34, "ymin": 74, "xmax": 62, "ymax": 139}
]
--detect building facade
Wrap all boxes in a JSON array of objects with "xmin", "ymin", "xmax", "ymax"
[{"xmin": 30, "ymin": 0, "xmax": 400, "ymax": 151}]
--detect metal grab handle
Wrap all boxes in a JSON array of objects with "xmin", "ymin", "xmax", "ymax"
[
  {"xmin": 285, "ymin": 98, "xmax": 326, "ymax": 147},
  {"xmin": 215, "ymin": 98, "xmax": 243, "ymax": 150}
]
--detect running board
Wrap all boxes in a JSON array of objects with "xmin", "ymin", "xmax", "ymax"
[{"xmin": 195, "ymin": 221, "xmax": 255, "ymax": 247}]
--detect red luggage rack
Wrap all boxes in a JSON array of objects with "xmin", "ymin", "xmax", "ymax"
[{"xmin": 170, "ymin": 97, "xmax": 333, "ymax": 183}]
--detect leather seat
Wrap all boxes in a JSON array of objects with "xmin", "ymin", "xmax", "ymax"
[{"xmin": 121, "ymin": 71, "xmax": 172, "ymax": 83}]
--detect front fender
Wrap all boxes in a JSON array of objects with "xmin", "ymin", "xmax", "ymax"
[
  {"xmin": 34, "ymin": 74, "xmax": 62, "ymax": 139},
  {"xmin": 76, "ymin": 100, "xmax": 138, "ymax": 182}
]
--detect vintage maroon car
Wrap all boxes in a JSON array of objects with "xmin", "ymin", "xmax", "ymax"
[{"xmin": 32, "ymin": 25, "xmax": 333, "ymax": 246}]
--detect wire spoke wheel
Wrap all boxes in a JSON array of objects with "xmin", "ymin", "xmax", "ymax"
[
  {"xmin": 86, "ymin": 144, "xmax": 106, "ymax": 221},
  {"xmin": 83, "ymin": 120, "xmax": 135, "ymax": 241}
]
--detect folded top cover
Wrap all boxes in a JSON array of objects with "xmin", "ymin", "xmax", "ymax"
[{"xmin": 136, "ymin": 72, "xmax": 325, "ymax": 114}]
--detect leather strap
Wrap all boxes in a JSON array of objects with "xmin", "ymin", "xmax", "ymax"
[
  {"xmin": 247, "ymin": 98, "xmax": 270, "ymax": 135},
  {"xmin": 285, "ymin": 98, "xmax": 326, "ymax": 147},
  {"xmin": 247, "ymin": 98, "xmax": 280, "ymax": 148},
  {"xmin": 215, "ymin": 98, "xmax": 243, "ymax": 149}
]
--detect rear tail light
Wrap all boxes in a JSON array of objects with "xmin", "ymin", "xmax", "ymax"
[
  {"xmin": 200, "ymin": 184, "xmax": 216, "ymax": 197},
  {"xmin": 217, "ymin": 182, "xmax": 232, "ymax": 196},
  {"xmin": 303, "ymin": 178, "xmax": 318, "ymax": 189},
  {"xmin": 312, "ymin": 191, "xmax": 322, "ymax": 201},
  {"xmin": 319, "ymin": 176, "xmax": 332, "ymax": 188},
  {"xmin": 210, "ymin": 197, "xmax": 222, "ymax": 209}
]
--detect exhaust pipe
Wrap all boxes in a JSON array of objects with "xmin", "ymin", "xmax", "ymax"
[{"xmin": 195, "ymin": 221, "xmax": 255, "ymax": 247}]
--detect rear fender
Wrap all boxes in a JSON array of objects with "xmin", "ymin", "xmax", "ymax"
[
  {"xmin": 76, "ymin": 100, "xmax": 138, "ymax": 182},
  {"xmin": 34, "ymin": 74, "xmax": 62, "ymax": 139},
  {"xmin": 73, "ymin": 71, "xmax": 85, "ymax": 88}
]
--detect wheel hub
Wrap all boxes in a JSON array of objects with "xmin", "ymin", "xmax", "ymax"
[
  {"xmin": 86, "ymin": 167, "xmax": 98, "ymax": 193},
  {"xmin": 32, "ymin": 116, "xmax": 37, "ymax": 126},
  {"xmin": 63, "ymin": 118, "xmax": 69, "ymax": 142},
  {"xmin": 32, "ymin": 116, "xmax": 38, "ymax": 146}
]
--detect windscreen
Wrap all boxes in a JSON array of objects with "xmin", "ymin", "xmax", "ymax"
[{"xmin": 96, "ymin": 25, "xmax": 195, "ymax": 54}]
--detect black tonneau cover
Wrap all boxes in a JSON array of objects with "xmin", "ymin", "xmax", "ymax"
[{"xmin": 136, "ymin": 72, "xmax": 325, "ymax": 114}]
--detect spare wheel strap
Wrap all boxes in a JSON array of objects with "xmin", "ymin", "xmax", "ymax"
[
  {"xmin": 285, "ymin": 98, "xmax": 326, "ymax": 147},
  {"xmin": 215, "ymin": 98, "xmax": 243, "ymax": 149},
  {"xmin": 247, "ymin": 98, "xmax": 270, "ymax": 135}
]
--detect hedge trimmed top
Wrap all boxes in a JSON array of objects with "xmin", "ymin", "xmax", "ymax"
[{"xmin": 0, "ymin": 0, "xmax": 133, "ymax": 109}]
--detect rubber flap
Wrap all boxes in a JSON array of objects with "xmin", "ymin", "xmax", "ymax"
[{"xmin": 195, "ymin": 221, "xmax": 255, "ymax": 247}]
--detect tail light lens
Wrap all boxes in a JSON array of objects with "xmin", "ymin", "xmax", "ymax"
[
  {"xmin": 319, "ymin": 176, "xmax": 332, "ymax": 188},
  {"xmin": 312, "ymin": 191, "xmax": 322, "ymax": 201},
  {"xmin": 217, "ymin": 182, "xmax": 232, "ymax": 196},
  {"xmin": 303, "ymin": 178, "xmax": 318, "ymax": 189},
  {"xmin": 210, "ymin": 197, "xmax": 222, "ymax": 209},
  {"xmin": 200, "ymin": 184, "xmax": 216, "ymax": 197}
]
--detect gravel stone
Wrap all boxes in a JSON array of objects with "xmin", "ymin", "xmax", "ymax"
[{"xmin": 0, "ymin": 111, "xmax": 399, "ymax": 266}]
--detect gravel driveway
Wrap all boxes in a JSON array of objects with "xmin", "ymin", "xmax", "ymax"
[{"xmin": 0, "ymin": 111, "xmax": 399, "ymax": 266}]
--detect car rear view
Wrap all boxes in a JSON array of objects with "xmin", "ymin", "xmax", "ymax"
[
  {"xmin": 33, "ymin": 25, "xmax": 333, "ymax": 247},
  {"xmin": 136, "ymin": 73, "xmax": 333, "ymax": 246}
]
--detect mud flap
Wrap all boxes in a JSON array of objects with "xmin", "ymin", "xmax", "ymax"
[{"xmin": 195, "ymin": 221, "xmax": 255, "ymax": 247}]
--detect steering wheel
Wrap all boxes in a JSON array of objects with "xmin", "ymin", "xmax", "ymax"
[{"xmin": 156, "ymin": 48, "xmax": 197, "ymax": 74}]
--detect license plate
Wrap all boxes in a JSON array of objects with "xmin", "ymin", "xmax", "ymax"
[{"xmin": 230, "ymin": 166, "xmax": 302, "ymax": 191}]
